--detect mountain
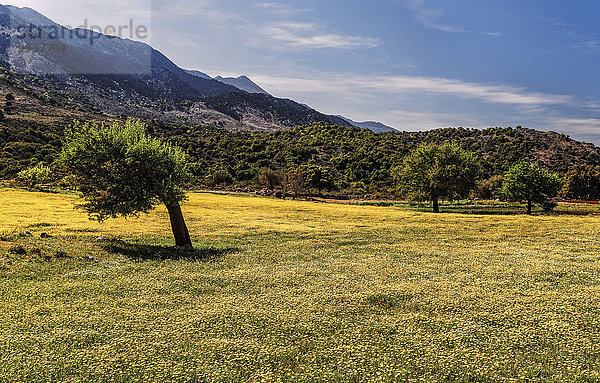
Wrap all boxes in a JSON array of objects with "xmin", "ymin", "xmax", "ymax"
[
  {"xmin": 0, "ymin": 4, "xmax": 353, "ymax": 131},
  {"xmin": 337, "ymin": 116, "xmax": 397, "ymax": 133},
  {"xmin": 213, "ymin": 75, "xmax": 269, "ymax": 95},
  {"xmin": 185, "ymin": 70, "xmax": 270, "ymax": 95},
  {"xmin": 184, "ymin": 70, "xmax": 212, "ymax": 80}
]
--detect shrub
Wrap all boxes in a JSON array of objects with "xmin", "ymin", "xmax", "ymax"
[{"xmin": 17, "ymin": 163, "xmax": 53, "ymax": 188}]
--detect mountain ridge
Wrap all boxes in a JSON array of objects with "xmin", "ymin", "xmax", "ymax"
[
  {"xmin": 0, "ymin": 4, "xmax": 354, "ymax": 131},
  {"xmin": 337, "ymin": 116, "xmax": 397, "ymax": 133}
]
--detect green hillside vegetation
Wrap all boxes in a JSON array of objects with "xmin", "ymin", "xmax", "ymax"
[
  {"xmin": 2, "ymin": 117, "xmax": 600, "ymax": 197},
  {"xmin": 156, "ymin": 122, "xmax": 600, "ymax": 195}
]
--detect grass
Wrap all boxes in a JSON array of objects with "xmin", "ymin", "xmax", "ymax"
[{"xmin": 1, "ymin": 188, "xmax": 600, "ymax": 382}]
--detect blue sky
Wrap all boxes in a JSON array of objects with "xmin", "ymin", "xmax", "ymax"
[{"xmin": 5, "ymin": 0, "xmax": 600, "ymax": 143}]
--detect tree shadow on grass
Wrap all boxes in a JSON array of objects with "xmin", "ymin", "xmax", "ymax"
[{"xmin": 102, "ymin": 242, "xmax": 239, "ymax": 262}]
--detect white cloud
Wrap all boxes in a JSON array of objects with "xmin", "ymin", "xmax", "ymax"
[
  {"xmin": 253, "ymin": 22, "xmax": 380, "ymax": 49},
  {"xmin": 254, "ymin": 2, "xmax": 312, "ymax": 16},
  {"xmin": 567, "ymin": 31, "xmax": 600, "ymax": 54},
  {"xmin": 404, "ymin": 0, "xmax": 500, "ymax": 37},
  {"xmin": 381, "ymin": 109, "xmax": 485, "ymax": 131},
  {"xmin": 545, "ymin": 118, "xmax": 600, "ymax": 138},
  {"xmin": 539, "ymin": 17, "xmax": 600, "ymax": 55},
  {"xmin": 252, "ymin": 72, "xmax": 579, "ymax": 107}
]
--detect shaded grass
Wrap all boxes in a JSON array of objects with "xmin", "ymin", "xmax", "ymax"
[{"xmin": 102, "ymin": 241, "xmax": 239, "ymax": 262}]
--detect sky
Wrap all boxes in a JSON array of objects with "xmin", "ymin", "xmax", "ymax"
[{"xmin": 4, "ymin": 0, "xmax": 600, "ymax": 143}]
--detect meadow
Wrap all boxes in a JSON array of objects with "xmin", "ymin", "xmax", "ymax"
[{"xmin": 1, "ymin": 188, "xmax": 600, "ymax": 382}]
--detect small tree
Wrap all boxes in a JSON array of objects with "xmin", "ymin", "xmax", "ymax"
[
  {"xmin": 561, "ymin": 165, "xmax": 600, "ymax": 201},
  {"xmin": 396, "ymin": 143, "xmax": 480, "ymax": 213},
  {"xmin": 257, "ymin": 168, "xmax": 281, "ymax": 190},
  {"xmin": 303, "ymin": 164, "xmax": 336, "ymax": 195},
  {"xmin": 500, "ymin": 162, "xmax": 562, "ymax": 214},
  {"xmin": 17, "ymin": 163, "xmax": 53, "ymax": 188},
  {"xmin": 204, "ymin": 166, "xmax": 233, "ymax": 188},
  {"xmin": 5, "ymin": 93, "xmax": 15, "ymax": 115},
  {"xmin": 283, "ymin": 168, "xmax": 305, "ymax": 198},
  {"xmin": 60, "ymin": 119, "xmax": 194, "ymax": 249}
]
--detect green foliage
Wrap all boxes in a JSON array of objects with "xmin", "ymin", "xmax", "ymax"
[
  {"xmin": 560, "ymin": 165, "xmax": 600, "ymax": 201},
  {"xmin": 500, "ymin": 162, "xmax": 562, "ymax": 214},
  {"xmin": 395, "ymin": 143, "xmax": 480, "ymax": 211},
  {"xmin": 17, "ymin": 163, "xmax": 53, "ymax": 188},
  {"xmin": 59, "ymin": 119, "xmax": 192, "ymax": 221},
  {"xmin": 2, "ymin": 120, "xmax": 600, "ymax": 197},
  {"xmin": 257, "ymin": 168, "xmax": 282, "ymax": 190},
  {"xmin": 471, "ymin": 175, "xmax": 504, "ymax": 200},
  {"xmin": 302, "ymin": 164, "xmax": 336, "ymax": 194},
  {"xmin": 204, "ymin": 166, "xmax": 234, "ymax": 187}
]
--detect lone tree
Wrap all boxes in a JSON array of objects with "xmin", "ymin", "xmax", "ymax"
[
  {"xmin": 60, "ymin": 119, "xmax": 194, "ymax": 249},
  {"xmin": 396, "ymin": 143, "xmax": 480, "ymax": 213},
  {"xmin": 500, "ymin": 162, "xmax": 562, "ymax": 214}
]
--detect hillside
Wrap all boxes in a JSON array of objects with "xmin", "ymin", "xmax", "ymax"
[{"xmin": 150, "ymin": 123, "xmax": 600, "ymax": 194}]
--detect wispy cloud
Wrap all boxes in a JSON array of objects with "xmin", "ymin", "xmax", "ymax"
[
  {"xmin": 532, "ymin": 116, "xmax": 600, "ymax": 144},
  {"xmin": 404, "ymin": 0, "xmax": 500, "ymax": 37},
  {"xmin": 254, "ymin": 2, "xmax": 312, "ymax": 16},
  {"xmin": 156, "ymin": 0, "xmax": 238, "ymax": 21},
  {"xmin": 567, "ymin": 31, "xmax": 600, "ymax": 54},
  {"xmin": 248, "ymin": 71, "xmax": 600, "ymax": 140},
  {"xmin": 253, "ymin": 22, "xmax": 380, "ymax": 50},
  {"xmin": 252, "ymin": 72, "xmax": 579, "ymax": 107},
  {"xmin": 382, "ymin": 109, "xmax": 485, "ymax": 131},
  {"xmin": 538, "ymin": 16, "xmax": 600, "ymax": 55}
]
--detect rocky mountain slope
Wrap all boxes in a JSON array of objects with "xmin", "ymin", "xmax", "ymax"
[{"xmin": 0, "ymin": 4, "xmax": 352, "ymax": 131}]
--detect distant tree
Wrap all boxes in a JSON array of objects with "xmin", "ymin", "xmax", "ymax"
[
  {"xmin": 561, "ymin": 165, "xmax": 600, "ymax": 201},
  {"xmin": 395, "ymin": 143, "xmax": 480, "ymax": 213},
  {"xmin": 283, "ymin": 168, "xmax": 305, "ymax": 198},
  {"xmin": 204, "ymin": 166, "xmax": 233, "ymax": 187},
  {"xmin": 17, "ymin": 163, "xmax": 53, "ymax": 188},
  {"xmin": 303, "ymin": 164, "xmax": 336, "ymax": 195},
  {"xmin": 471, "ymin": 175, "xmax": 504, "ymax": 200},
  {"xmin": 60, "ymin": 119, "xmax": 194, "ymax": 249},
  {"xmin": 500, "ymin": 162, "xmax": 562, "ymax": 214},
  {"xmin": 257, "ymin": 168, "xmax": 281, "ymax": 190}
]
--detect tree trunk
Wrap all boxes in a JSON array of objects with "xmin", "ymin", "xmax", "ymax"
[
  {"xmin": 527, "ymin": 199, "xmax": 532, "ymax": 215},
  {"xmin": 166, "ymin": 203, "xmax": 193, "ymax": 249},
  {"xmin": 432, "ymin": 196, "xmax": 440, "ymax": 213}
]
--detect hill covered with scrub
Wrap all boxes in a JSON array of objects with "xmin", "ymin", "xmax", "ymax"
[
  {"xmin": 157, "ymin": 122, "xmax": 600, "ymax": 194},
  {"xmin": 3, "ymin": 116, "xmax": 599, "ymax": 196}
]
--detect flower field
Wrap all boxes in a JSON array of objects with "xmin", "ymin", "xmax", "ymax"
[{"xmin": 1, "ymin": 188, "xmax": 600, "ymax": 382}]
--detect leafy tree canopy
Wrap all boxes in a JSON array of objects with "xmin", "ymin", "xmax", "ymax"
[
  {"xmin": 500, "ymin": 162, "xmax": 562, "ymax": 214},
  {"xmin": 561, "ymin": 165, "xmax": 600, "ymax": 201},
  {"xmin": 395, "ymin": 143, "xmax": 480, "ymax": 212},
  {"xmin": 60, "ymin": 119, "xmax": 194, "ymax": 247}
]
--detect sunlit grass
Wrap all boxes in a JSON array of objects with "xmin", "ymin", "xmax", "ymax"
[{"xmin": 1, "ymin": 188, "xmax": 600, "ymax": 382}]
